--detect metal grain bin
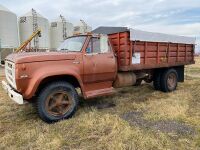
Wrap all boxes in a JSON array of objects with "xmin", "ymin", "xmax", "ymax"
[
  {"xmin": 19, "ymin": 10, "xmax": 50, "ymax": 50},
  {"xmin": 0, "ymin": 4, "xmax": 19, "ymax": 63}
]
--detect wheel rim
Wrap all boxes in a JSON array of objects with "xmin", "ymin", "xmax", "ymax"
[
  {"xmin": 167, "ymin": 73, "xmax": 177, "ymax": 90},
  {"xmin": 45, "ymin": 91, "xmax": 73, "ymax": 117}
]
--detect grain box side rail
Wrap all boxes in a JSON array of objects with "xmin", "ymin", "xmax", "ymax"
[{"xmin": 108, "ymin": 31, "xmax": 195, "ymax": 71}]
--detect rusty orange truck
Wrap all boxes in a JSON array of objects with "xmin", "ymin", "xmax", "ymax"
[{"xmin": 2, "ymin": 27, "xmax": 195, "ymax": 123}]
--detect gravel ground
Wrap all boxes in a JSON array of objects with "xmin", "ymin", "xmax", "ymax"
[{"xmin": 122, "ymin": 111, "xmax": 196, "ymax": 136}]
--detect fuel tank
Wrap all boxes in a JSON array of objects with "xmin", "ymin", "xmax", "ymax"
[{"xmin": 113, "ymin": 72, "xmax": 136, "ymax": 88}]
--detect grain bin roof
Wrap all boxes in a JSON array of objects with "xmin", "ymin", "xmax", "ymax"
[
  {"xmin": 52, "ymin": 17, "xmax": 69, "ymax": 23},
  {"xmin": 21, "ymin": 10, "xmax": 45, "ymax": 18},
  {"xmin": 0, "ymin": 4, "xmax": 14, "ymax": 13},
  {"xmin": 52, "ymin": 17, "xmax": 63, "ymax": 22}
]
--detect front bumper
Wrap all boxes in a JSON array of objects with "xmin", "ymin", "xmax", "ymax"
[{"xmin": 1, "ymin": 80, "xmax": 24, "ymax": 105}]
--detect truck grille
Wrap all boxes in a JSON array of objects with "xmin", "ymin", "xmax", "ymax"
[{"xmin": 5, "ymin": 61, "xmax": 17, "ymax": 89}]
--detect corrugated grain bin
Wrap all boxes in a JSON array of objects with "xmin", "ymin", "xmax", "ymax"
[
  {"xmin": 50, "ymin": 17, "xmax": 74, "ymax": 50},
  {"xmin": 0, "ymin": 4, "xmax": 19, "ymax": 62},
  {"xmin": 19, "ymin": 10, "xmax": 50, "ymax": 50},
  {"xmin": 93, "ymin": 27, "xmax": 195, "ymax": 71},
  {"xmin": 74, "ymin": 20, "xmax": 92, "ymax": 34}
]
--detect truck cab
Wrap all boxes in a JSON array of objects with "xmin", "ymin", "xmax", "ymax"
[{"xmin": 2, "ymin": 34, "xmax": 117, "ymax": 123}]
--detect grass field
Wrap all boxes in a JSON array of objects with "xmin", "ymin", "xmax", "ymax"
[{"xmin": 0, "ymin": 58, "xmax": 200, "ymax": 150}]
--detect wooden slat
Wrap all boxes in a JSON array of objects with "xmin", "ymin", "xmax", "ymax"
[
  {"xmin": 117, "ymin": 33, "xmax": 120, "ymax": 66},
  {"xmin": 177, "ymin": 43, "xmax": 179, "ymax": 62},
  {"xmin": 185, "ymin": 44, "xmax": 187, "ymax": 61},
  {"xmin": 144, "ymin": 42, "xmax": 147, "ymax": 64},
  {"xmin": 130, "ymin": 41, "xmax": 133, "ymax": 65},
  {"xmin": 192, "ymin": 44, "xmax": 195, "ymax": 61},
  {"xmin": 125, "ymin": 33, "xmax": 128, "ymax": 66},
  {"xmin": 167, "ymin": 43, "xmax": 170, "ymax": 63},
  {"xmin": 157, "ymin": 42, "xmax": 159, "ymax": 63}
]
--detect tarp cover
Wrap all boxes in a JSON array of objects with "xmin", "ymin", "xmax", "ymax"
[
  {"xmin": 92, "ymin": 26, "xmax": 129, "ymax": 35},
  {"xmin": 130, "ymin": 28, "xmax": 196, "ymax": 44}
]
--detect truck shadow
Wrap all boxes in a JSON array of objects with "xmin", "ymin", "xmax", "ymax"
[{"xmin": 78, "ymin": 83, "xmax": 158, "ymax": 110}]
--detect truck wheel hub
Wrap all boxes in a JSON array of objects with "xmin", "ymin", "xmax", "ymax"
[
  {"xmin": 167, "ymin": 73, "xmax": 176, "ymax": 89},
  {"xmin": 45, "ymin": 91, "xmax": 72, "ymax": 116}
]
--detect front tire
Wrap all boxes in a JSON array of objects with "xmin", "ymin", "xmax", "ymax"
[{"xmin": 37, "ymin": 81, "xmax": 79, "ymax": 123}]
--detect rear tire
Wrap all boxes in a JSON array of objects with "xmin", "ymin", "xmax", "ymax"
[
  {"xmin": 160, "ymin": 69, "xmax": 178, "ymax": 92},
  {"xmin": 153, "ymin": 71, "xmax": 162, "ymax": 90},
  {"xmin": 144, "ymin": 78, "xmax": 153, "ymax": 83},
  {"xmin": 37, "ymin": 81, "xmax": 79, "ymax": 123},
  {"xmin": 134, "ymin": 79, "xmax": 142, "ymax": 86}
]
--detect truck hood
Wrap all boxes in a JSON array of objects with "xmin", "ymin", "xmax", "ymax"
[{"xmin": 6, "ymin": 52, "xmax": 76, "ymax": 64}]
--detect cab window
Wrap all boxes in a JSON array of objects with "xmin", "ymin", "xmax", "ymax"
[
  {"xmin": 86, "ymin": 38, "xmax": 100, "ymax": 53},
  {"xmin": 86, "ymin": 36, "xmax": 110, "ymax": 54}
]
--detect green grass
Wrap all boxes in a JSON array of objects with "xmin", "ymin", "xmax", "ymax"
[{"xmin": 0, "ymin": 57, "xmax": 200, "ymax": 149}]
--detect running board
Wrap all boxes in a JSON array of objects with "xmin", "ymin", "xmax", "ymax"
[{"xmin": 85, "ymin": 87, "xmax": 115, "ymax": 99}]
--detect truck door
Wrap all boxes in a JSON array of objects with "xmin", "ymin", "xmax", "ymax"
[{"xmin": 83, "ymin": 36, "xmax": 117, "ymax": 83}]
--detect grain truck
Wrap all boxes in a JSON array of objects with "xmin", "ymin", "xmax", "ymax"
[{"xmin": 2, "ymin": 27, "xmax": 195, "ymax": 123}]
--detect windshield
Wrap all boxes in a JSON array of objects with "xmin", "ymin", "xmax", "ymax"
[{"xmin": 57, "ymin": 36, "xmax": 86, "ymax": 52}]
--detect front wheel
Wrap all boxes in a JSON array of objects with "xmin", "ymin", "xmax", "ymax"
[{"xmin": 37, "ymin": 81, "xmax": 79, "ymax": 123}]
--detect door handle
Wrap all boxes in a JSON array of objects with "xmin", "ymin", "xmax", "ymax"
[{"xmin": 73, "ymin": 61, "xmax": 80, "ymax": 64}]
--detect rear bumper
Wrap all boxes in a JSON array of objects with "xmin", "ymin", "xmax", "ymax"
[{"xmin": 1, "ymin": 80, "xmax": 24, "ymax": 105}]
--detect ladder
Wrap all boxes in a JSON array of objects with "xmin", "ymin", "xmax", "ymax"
[
  {"xmin": 80, "ymin": 19, "xmax": 88, "ymax": 33},
  {"xmin": 32, "ymin": 9, "xmax": 39, "ymax": 51},
  {"xmin": 60, "ymin": 15, "xmax": 67, "ymax": 40}
]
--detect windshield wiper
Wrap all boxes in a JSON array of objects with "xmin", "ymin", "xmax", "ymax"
[{"xmin": 60, "ymin": 49, "xmax": 69, "ymax": 51}]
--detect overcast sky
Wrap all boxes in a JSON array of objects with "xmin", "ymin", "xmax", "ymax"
[{"xmin": 1, "ymin": 0, "xmax": 200, "ymax": 52}]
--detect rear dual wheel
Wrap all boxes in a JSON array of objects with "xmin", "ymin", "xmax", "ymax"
[
  {"xmin": 153, "ymin": 71, "xmax": 162, "ymax": 90},
  {"xmin": 160, "ymin": 69, "xmax": 178, "ymax": 92},
  {"xmin": 153, "ymin": 69, "xmax": 178, "ymax": 92},
  {"xmin": 134, "ymin": 79, "xmax": 142, "ymax": 86}
]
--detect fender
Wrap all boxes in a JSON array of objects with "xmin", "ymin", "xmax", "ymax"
[{"xmin": 20, "ymin": 61, "xmax": 85, "ymax": 99}]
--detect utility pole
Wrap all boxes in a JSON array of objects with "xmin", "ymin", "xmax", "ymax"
[
  {"xmin": 32, "ymin": 8, "xmax": 39, "ymax": 51},
  {"xmin": 60, "ymin": 15, "xmax": 67, "ymax": 40}
]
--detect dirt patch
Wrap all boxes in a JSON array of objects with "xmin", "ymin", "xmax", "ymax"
[
  {"xmin": 122, "ymin": 112, "xmax": 150, "ymax": 128},
  {"xmin": 95, "ymin": 103, "xmax": 116, "ymax": 109},
  {"xmin": 80, "ymin": 99, "xmax": 116, "ymax": 110},
  {"xmin": 151, "ymin": 120, "xmax": 195, "ymax": 135},
  {"xmin": 122, "ymin": 111, "xmax": 196, "ymax": 136}
]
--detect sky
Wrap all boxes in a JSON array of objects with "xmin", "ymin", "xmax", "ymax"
[{"xmin": 1, "ymin": 0, "xmax": 200, "ymax": 52}]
